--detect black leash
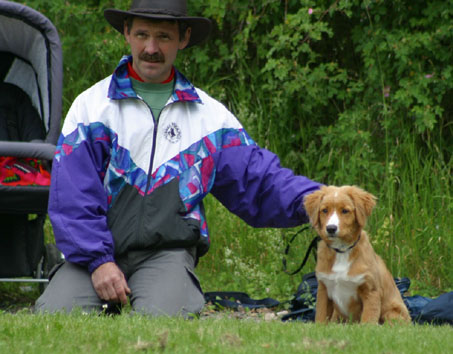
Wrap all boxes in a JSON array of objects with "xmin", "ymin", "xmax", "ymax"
[
  {"xmin": 204, "ymin": 226, "xmax": 321, "ymax": 313},
  {"xmin": 282, "ymin": 226, "xmax": 320, "ymax": 276}
]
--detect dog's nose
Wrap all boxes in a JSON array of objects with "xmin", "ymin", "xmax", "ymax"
[{"xmin": 326, "ymin": 225, "xmax": 338, "ymax": 235}]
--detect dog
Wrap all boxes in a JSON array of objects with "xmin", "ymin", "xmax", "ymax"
[{"xmin": 304, "ymin": 185, "xmax": 411, "ymax": 324}]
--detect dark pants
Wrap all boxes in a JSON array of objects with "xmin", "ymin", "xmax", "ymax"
[{"xmin": 35, "ymin": 248, "xmax": 205, "ymax": 317}]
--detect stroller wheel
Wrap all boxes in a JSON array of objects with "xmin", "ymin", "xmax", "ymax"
[
  {"xmin": 43, "ymin": 243, "xmax": 63, "ymax": 278},
  {"xmin": 39, "ymin": 244, "xmax": 63, "ymax": 292}
]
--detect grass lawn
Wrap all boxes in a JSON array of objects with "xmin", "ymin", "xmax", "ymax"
[
  {"xmin": 1, "ymin": 285, "xmax": 452, "ymax": 354},
  {"xmin": 1, "ymin": 310, "xmax": 453, "ymax": 354}
]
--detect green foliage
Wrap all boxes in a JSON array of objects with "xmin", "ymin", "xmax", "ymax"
[
  {"xmin": 198, "ymin": 195, "xmax": 320, "ymax": 299},
  {"xmin": 188, "ymin": 0, "xmax": 453, "ymax": 295},
  {"xmin": 14, "ymin": 0, "xmax": 453, "ymax": 298},
  {"xmin": 22, "ymin": 0, "xmax": 130, "ymax": 111}
]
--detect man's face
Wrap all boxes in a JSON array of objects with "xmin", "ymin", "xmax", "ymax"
[{"xmin": 124, "ymin": 17, "xmax": 191, "ymax": 83}]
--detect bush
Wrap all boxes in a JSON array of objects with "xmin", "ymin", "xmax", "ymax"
[{"xmin": 17, "ymin": 0, "xmax": 453, "ymax": 296}]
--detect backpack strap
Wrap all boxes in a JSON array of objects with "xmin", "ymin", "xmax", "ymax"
[{"xmin": 204, "ymin": 291, "xmax": 280, "ymax": 309}]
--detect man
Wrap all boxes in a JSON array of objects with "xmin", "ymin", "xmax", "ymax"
[{"xmin": 35, "ymin": 0, "xmax": 321, "ymax": 316}]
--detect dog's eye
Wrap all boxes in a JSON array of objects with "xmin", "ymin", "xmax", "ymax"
[
  {"xmin": 321, "ymin": 208, "xmax": 328, "ymax": 214},
  {"xmin": 342, "ymin": 209, "xmax": 349, "ymax": 214}
]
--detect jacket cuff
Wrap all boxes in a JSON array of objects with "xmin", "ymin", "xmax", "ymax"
[{"xmin": 88, "ymin": 254, "xmax": 116, "ymax": 274}]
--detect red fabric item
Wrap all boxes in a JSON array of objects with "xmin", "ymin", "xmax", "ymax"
[
  {"xmin": 127, "ymin": 62, "xmax": 175, "ymax": 83},
  {"xmin": 127, "ymin": 61, "xmax": 144, "ymax": 82},
  {"xmin": 0, "ymin": 157, "xmax": 51, "ymax": 186}
]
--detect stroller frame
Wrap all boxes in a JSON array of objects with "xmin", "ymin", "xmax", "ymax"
[{"xmin": 0, "ymin": 1, "xmax": 63, "ymax": 286}]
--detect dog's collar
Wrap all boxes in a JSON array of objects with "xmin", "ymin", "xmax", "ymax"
[{"xmin": 330, "ymin": 234, "xmax": 361, "ymax": 253}]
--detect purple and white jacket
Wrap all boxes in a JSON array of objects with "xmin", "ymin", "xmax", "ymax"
[{"xmin": 48, "ymin": 56, "xmax": 321, "ymax": 273}]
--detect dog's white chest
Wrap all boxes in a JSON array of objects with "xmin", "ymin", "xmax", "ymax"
[{"xmin": 317, "ymin": 252, "xmax": 365, "ymax": 317}]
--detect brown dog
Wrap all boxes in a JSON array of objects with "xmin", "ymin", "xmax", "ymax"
[{"xmin": 304, "ymin": 185, "xmax": 410, "ymax": 324}]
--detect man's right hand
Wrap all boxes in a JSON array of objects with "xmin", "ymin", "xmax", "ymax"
[{"xmin": 91, "ymin": 262, "xmax": 131, "ymax": 305}]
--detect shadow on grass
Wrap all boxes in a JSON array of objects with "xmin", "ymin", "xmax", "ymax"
[{"xmin": 0, "ymin": 283, "xmax": 40, "ymax": 313}]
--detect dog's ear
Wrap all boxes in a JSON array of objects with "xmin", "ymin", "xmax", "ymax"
[
  {"xmin": 347, "ymin": 186, "xmax": 377, "ymax": 227},
  {"xmin": 303, "ymin": 187, "xmax": 325, "ymax": 229}
]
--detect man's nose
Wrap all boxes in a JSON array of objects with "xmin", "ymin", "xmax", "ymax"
[{"xmin": 144, "ymin": 38, "xmax": 159, "ymax": 53}]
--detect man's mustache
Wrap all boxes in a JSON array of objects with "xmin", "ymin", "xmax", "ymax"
[{"xmin": 139, "ymin": 52, "xmax": 164, "ymax": 63}]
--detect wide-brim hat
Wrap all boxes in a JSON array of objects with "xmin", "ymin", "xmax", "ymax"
[{"xmin": 104, "ymin": 0, "xmax": 212, "ymax": 48}]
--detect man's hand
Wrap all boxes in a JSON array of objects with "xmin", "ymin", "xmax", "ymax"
[{"xmin": 91, "ymin": 262, "xmax": 131, "ymax": 305}]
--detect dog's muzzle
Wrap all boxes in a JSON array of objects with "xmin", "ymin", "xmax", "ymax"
[{"xmin": 326, "ymin": 224, "xmax": 338, "ymax": 236}]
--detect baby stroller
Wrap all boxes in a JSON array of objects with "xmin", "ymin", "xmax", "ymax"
[{"xmin": 0, "ymin": 1, "xmax": 63, "ymax": 286}]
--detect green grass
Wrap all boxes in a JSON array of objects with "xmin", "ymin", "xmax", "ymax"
[{"xmin": 0, "ymin": 312, "xmax": 452, "ymax": 354}]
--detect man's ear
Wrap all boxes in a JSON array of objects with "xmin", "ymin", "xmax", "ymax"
[
  {"xmin": 179, "ymin": 27, "xmax": 191, "ymax": 50},
  {"xmin": 304, "ymin": 188, "xmax": 325, "ymax": 230},
  {"xmin": 123, "ymin": 21, "xmax": 131, "ymax": 43}
]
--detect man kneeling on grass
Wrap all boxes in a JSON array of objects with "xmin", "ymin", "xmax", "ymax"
[{"xmin": 35, "ymin": 0, "xmax": 321, "ymax": 317}]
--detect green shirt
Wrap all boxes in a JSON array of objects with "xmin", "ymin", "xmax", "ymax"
[{"xmin": 131, "ymin": 78, "xmax": 174, "ymax": 120}]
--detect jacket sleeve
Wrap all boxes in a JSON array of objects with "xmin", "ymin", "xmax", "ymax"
[
  {"xmin": 210, "ymin": 144, "xmax": 322, "ymax": 227},
  {"xmin": 48, "ymin": 99, "xmax": 115, "ymax": 274}
]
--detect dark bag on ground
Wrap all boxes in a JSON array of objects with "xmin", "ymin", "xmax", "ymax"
[
  {"xmin": 281, "ymin": 272, "xmax": 317, "ymax": 322},
  {"xmin": 203, "ymin": 272, "xmax": 451, "ymax": 325},
  {"xmin": 204, "ymin": 291, "xmax": 280, "ymax": 310},
  {"xmin": 417, "ymin": 292, "xmax": 453, "ymax": 325}
]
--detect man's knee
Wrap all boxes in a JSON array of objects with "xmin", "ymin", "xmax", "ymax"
[
  {"xmin": 132, "ymin": 287, "xmax": 205, "ymax": 317},
  {"xmin": 128, "ymin": 250, "xmax": 206, "ymax": 317},
  {"xmin": 34, "ymin": 262, "xmax": 102, "ymax": 314}
]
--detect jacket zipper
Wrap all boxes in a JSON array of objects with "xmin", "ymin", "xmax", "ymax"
[{"xmin": 136, "ymin": 98, "xmax": 172, "ymax": 243}]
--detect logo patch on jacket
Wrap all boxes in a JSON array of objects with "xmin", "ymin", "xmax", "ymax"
[{"xmin": 163, "ymin": 123, "xmax": 181, "ymax": 143}]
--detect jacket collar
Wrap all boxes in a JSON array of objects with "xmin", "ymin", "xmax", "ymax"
[{"xmin": 108, "ymin": 55, "xmax": 202, "ymax": 104}]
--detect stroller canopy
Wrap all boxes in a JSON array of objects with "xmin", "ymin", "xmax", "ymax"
[{"xmin": 0, "ymin": 0, "xmax": 63, "ymax": 144}]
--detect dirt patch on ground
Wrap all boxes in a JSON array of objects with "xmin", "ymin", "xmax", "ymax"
[
  {"xmin": 201, "ymin": 303, "xmax": 289, "ymax": 321},
  {"xmin": 0, "ymin": 283, "xmax": 290, "ymax": 320}
]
